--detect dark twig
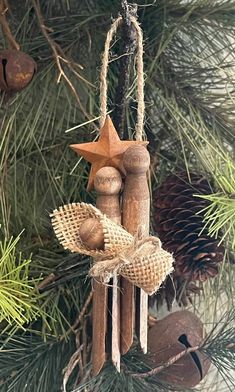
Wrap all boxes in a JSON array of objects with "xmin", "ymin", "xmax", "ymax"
[
  {"xmin": 31, "ymin": 0, "xmax": 94, "ymax": 122},
  {"xmin": 63, "ymin": 343, "xmax": 84, "ymax": 392},
  {"xmin": 112, "ymin": 1, "xmax": 137, "ymax": 139},
  {"xmin": 132, "ymin": 345, "xmax": 200, "ymax": 378},
  {"xmin": 37, "ymin": 273, "xmax": 57, "ymax": 291},
  {"xmin": 0, "ymin": 0, "xmax": 20, "ymax": 50},
  {"xmin": 71, "ymin": 291, "xmax": 93, "ymax": 332}
]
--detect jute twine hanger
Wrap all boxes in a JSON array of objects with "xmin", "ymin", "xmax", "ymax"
[{"xmin": 99, "ymin": 15, "xmax": 145, "ymax": 141}]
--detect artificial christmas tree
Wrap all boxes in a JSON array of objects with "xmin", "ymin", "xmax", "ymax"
[{"xmin": 0, "ymin": 1, "xmax": 235, "ymax": 391}]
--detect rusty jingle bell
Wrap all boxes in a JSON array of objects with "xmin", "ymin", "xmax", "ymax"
[
  {"xmin": 147, "ymin": 310, "xmax": 211, "ymax": 388},
  {"xmin": 0, "ymin": 49, "xmax": 36, "ymax": 92}
]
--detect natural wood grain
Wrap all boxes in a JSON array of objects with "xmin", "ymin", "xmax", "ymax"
[
  {"xmin": 70, "ymin": 115, "xmax": 147, "ymax": 190},
  {"xmin": 121, "ymin": 145, "xmax": 150, "ymax": 354},
  {"xmin": 120, "ymin": 276, "xmax": 134, "ymax": 354},
  {"xmin": 92, "ymin": 279, "xmax": 107, "ymax": 376},
  {"xmin": 93, "ymin": 166, "xmax": 122, "ymax": 374},
  {"xmin": 79, "ymin": 218, "xmax": 104, "ymax": 250}
]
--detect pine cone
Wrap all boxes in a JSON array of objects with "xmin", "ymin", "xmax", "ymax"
[{"xmin": 153, "ymin": 172, "xmax": 224, "ymax": 281}]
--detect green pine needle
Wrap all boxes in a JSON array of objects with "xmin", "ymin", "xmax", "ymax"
[
  {"xmin": 0, "ymin": 233, "xmax": 45, "ymax": 330},
  {"xmin": 0, "ymin": 334, "xmax": 76, "ymax": 392},
  {"xmin": 194, "ymin": 156, "xmax": 235, "ymax": 250},
  {"xmin": 202, "ymin": 309, "xmax": 235, "ymax": 390},
  {"xmin": 197, "ymin": 193, "xmax": 235, "ymax": 250}
]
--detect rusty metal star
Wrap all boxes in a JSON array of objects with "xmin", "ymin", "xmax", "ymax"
[{"xmin": 70, "ymin": 116, "xmax": 148, "ymax": 190}]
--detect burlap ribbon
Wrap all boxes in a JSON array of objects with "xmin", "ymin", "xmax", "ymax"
[{"xmin": 51, "ymin": 202, "xmax": 174, "ymax": 295}]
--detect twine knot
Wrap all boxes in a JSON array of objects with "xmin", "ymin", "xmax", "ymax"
[{"xmin": 90, "ymin": 234, "xmax": 162, "ymax": 282}]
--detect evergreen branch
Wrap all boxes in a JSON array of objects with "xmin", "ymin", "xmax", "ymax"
[
  {"xmin": 153, "ymin": 94, "xmax": 235, "ymax": 253},
  {"xmin": 0, "ymin": 334, "xmax": 76, "ymax": 392},
  {"xmin": 38, "ymin": 258, "xmax": 91, "ymax": 339},
  {"xmin": 31, "ymin": 0, "xmax": 92, "ymax": 121},
  {"xmin": 0, "ymin": 233, "xmax": 45, "ymax": 331},
  {"xmin": 194, "ymin": 155, "xmax": 235, "ymax": 250},
  {"xmin": 201, "ymin": 309, "xmax": 235, "ymax": 389},
  {"xmin": 0, "ymin": 66, "xmax": 92, "ymax": 241},
  {"xmin": 0, "ymin": 0, "xmax": 19, "ymax": 50},
  {"xmin": 197, "ymin": 193, "xmax": 235, "ymax": 250}
]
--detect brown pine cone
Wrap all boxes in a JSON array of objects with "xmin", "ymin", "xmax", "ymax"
[{"xmin": 153, "ymin": 172, "xmax": 224, "ymax": 281}]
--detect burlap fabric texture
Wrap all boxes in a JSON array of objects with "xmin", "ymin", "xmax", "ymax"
[{"xmin": 51, "ymin": 202, "xmax": 174, "ymax": 295}]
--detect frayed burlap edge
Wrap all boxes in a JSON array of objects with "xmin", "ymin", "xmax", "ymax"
[
  {"xmin": 50, "ymin": 202, "xmax": 133, "ymax": 258},
  {"xmin": 90, "ymin": 236, "xmax": 174, "ymax": 295},
  {"xmin": 51, "ymin": 203, "xmax": 174, "ymax": 295}
]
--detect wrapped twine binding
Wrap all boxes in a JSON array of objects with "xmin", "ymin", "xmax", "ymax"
[{"xmin": 51, "ymin": 202, "xmax": 174, "ymax": 295}]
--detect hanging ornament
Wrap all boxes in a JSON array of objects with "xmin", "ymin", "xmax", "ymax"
[
  {"xmin": 153, "ymin": 172, "xmax": 224, "ymax": 281},
  {"xmin": 0, "ymin": 49, "xmax": 36, "ymax": 92},
  {"xmin": 147, "ymin": 310, "xmax": 211, "ymax": 388},
  {"xmin": 49, "ymin": 10, "xmax": 176, "ymax": 378},
  {"xmin": 66, "ymin": 12, "xmax": 152, "ymax": 376}
]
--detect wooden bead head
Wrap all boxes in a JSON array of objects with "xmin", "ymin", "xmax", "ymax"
[
  {"xmin": 94, "ymin": 166, "xmax": 122, "ymax": 195},
  {"xmin": 79, "ymin": 218, "xmax": 104, "ymax": 250},
  {"xmin": 123, "ymin": 145, "xmax": 150, "ymax": 174}
]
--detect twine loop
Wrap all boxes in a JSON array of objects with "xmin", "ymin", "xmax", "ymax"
[{"xmin": 100, "ymin": 15, "xmax": 145, "ymax": 141}]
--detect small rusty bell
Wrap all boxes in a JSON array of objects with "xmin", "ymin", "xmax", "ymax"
[
  {"xmin": 148, "ymin": 310, "xmax": 211, "ymax": 389},
  {"xmin": 0, "ymin": 49, "xmax": 36, "ymax": 92}
]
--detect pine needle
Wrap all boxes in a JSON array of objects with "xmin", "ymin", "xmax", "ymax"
[{"xmin": 0, "ymin": 233, "xmax": 44, "ymax": 331}]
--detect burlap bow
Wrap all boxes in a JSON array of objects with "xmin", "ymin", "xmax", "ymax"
[{"xmin": 50, "ymin": 202, "xmax": 174, "ymax": 295}]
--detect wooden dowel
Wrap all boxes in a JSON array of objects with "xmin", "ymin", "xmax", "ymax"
[
  {"xmin": 92, "ymin": 280, "xmax": 107, "ymax": 375},
  {"xmin": 121, "ymin": 145, "xmax": 150, "ymax": 354},
  {"xmin": 136, "ymin": 287, "xmax": 148, "ymax": 353},
  {"xmin": 93, "ymin": 166, "xmax": 122, "ymax": 374},
  {"xmin": 120, "ymin": 277, "xmax": 134, "ymax": 354}
]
